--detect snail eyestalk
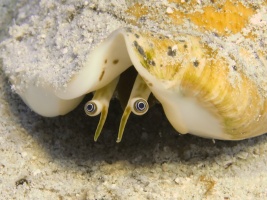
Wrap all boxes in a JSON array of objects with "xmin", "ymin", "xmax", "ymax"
[
  {"xmin": 117, "ymin": 75, "xmax": 151, "ymax": 143},
  {"xmin": 84, "ymin": 78, "xmax": 119, "ymax": 141},
  {"xmin": 132, "ymin": 98, "xmax": 149, "ymax": 115},
  {"xmin": 84, "ymin": 101, "xmax": 101, "ymax": 116}
]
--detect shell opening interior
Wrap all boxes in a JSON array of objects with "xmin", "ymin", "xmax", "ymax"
[{"xmin": 84, "ymin": 68, "xmax": 151, "ymax": 142}]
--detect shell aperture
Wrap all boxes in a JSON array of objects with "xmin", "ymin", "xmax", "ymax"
[{"xmin": 84, "ymin": 72, "xmax": 150, "ymax": 142}]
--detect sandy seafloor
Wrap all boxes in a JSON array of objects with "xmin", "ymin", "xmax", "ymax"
[{"xmin": 1, "ymin": 1, "xmax": 267, "ymax": 200}]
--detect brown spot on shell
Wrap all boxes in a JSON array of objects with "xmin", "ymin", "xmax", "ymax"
[
  {"xmin": 148, "ymin": 60, "xmax": 156, "ymax": 66},
  {"xmin": 113, "ymin": 59, "xmax": 119, "ymax": 64},
  {"xmin": 193, "ymin": 60, "xmax": 200, "ymax": 67},
  {"xmin": 134, "ymin": 41, "xmax": 146, "ymax": 57},
  {"xmin": 232, "ymin": 65, "xmax": 238, "ymax": 71},
  {"xmin": 99, "ymin": 70, "xmax": 105, "ymax": 81},
  {"xmin": 142, "ymin": 77, "xmax": 153, "ymax": 87},
  {"xmin": 167, "ymin": 46, "xmax": 177, "ymax": 57}
]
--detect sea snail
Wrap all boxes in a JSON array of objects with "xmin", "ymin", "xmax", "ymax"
[{"xmin": 1, "ymin": 1, "xmax": 267, "ymax": 142}]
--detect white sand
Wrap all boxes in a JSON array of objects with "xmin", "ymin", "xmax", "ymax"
[{"xmin": 1, "ymin": 1, "xmax": 267, "ymax": 199}]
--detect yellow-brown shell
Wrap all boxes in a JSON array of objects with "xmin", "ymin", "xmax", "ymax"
[{"xmin": 121, "ymin": 0, "xmax": 267, "ymax": 139}]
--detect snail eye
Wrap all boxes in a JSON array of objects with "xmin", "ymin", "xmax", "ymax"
[
  {"xmin": 84, "ymin": 101, "xmax": 97, "ymax": 116},
  {"xmin": 133, "ymin": 99, "xmax": 148, "ymax": 114}
]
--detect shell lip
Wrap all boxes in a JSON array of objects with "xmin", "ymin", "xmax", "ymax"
[{"xmin": 55, "ymin": 28, "xmax": 133, "ymax": 100}]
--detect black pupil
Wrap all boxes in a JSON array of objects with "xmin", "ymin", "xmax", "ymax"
[
  {"xmin": 136, "ymin": 101, "xmax": 145, "ymax": 111},
  {"xmin": 87, "ymin": 103, "xmax": 95, "ymax": 112}
]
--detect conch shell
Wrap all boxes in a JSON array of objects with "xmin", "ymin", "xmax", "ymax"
[{"xmin": 1, "ymin": 0, "xmax": 267, "ymax": 142}]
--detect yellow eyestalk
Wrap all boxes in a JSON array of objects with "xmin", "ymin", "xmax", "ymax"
[
  {"xmin": 117, "ymin": 75, "xmax": 151, "ymax": 143},
  {"xmin": 84, "ymin": 78, "xmax": 119, "ymax": 141}
]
